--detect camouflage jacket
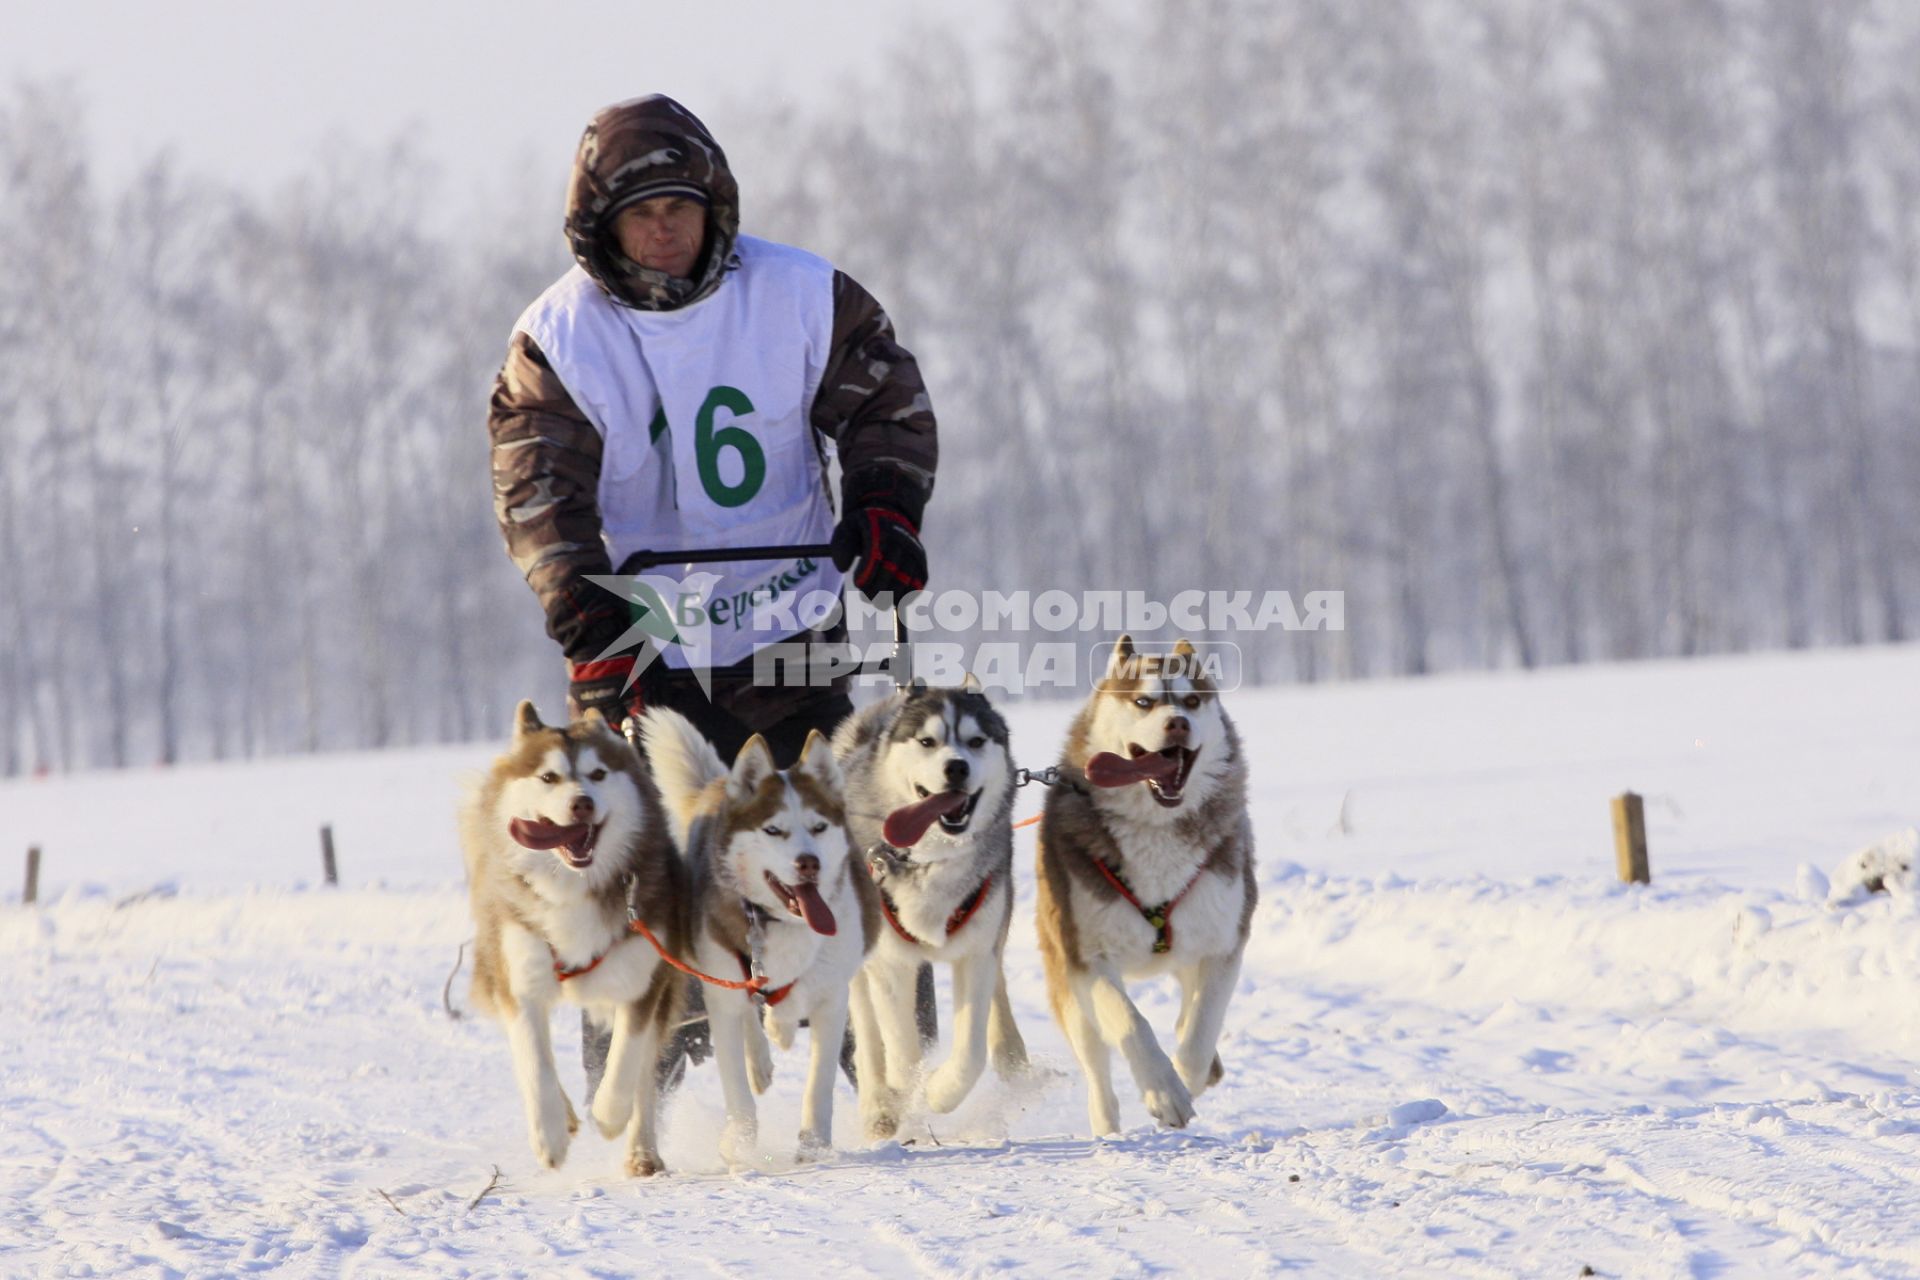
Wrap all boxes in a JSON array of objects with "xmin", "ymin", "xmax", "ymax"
[{"xmin": 487, "ymin": 96, "xmax": 938, "ymax": 661}]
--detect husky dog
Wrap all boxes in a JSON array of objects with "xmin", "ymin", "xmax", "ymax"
[
  {"xmin": 835, "ymin": 680, "xmax": 1029, "ymax": 1139},
  {"xmin": 1034, "ymin": 636, "xmax": 1256, "ymax": 1136},
  {"xmin": 461, "ymin": 701, "xmax": 688, "ymax": 1176},
  {"xmin": 640, "ymin": 707, "xmax": 877, "ymax": 1165}
]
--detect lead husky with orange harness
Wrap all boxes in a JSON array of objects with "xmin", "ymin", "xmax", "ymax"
[
  {"xmin": 641, "ymin": 705, "xmax": 878, "ymax": 1166},
  {"xmin": 1035, "ymin": 636, "xmax": 1256, "ymax": 1136},
  {"xmin": 835, "ymin": 680, "xmax": 1028, "ymax": 1140},
  {"xmin": 461, "ymin": 701, "xmax": 688, "ymax": 1176}
]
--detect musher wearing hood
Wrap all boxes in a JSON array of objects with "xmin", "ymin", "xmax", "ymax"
[
  {"xmin": 491, "ymin": 95, "xmax": 936, "ymax": 731},
  {"xmin": 487, "ymin": 95, "xmax": 939, "ymax": 1091}
]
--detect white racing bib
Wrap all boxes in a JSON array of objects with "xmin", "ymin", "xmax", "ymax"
[{"xmin": 516, "ymin": 236, "xmax": 844, "ymax": 670}]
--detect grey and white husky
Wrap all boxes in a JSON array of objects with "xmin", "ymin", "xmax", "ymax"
[
  {"xmin": 835, "ymin": 680, "xmax": 1029, "ymax": 1140},
  {"xmin": 461, "ymin": 701, "xmax": 687, "ymax": 1176},
  {"xmin": 1034, "ymin": 636, "xmax": 1256, "ymax": 1136},
  {"xmin": 640, "ymin": 707, "xmax": 877, "ymax": 1166}
]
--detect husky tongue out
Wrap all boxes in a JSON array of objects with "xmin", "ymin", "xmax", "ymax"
[
  {"xmin": 509, "ymin": 817, "xmax": 597, "ymax": 867},
  {"xmin": 766, "ymin": 871, "xmax": 838, "ymax": 936},
  {"xmin": 883, "ymin": 790, "xmax": 971, "ymax": 848},
  {"xmin": 1085, "ymin": 750, "xmax": 1181, "ymax": 789}
]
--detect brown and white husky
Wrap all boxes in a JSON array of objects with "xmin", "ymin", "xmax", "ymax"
[
  {"xmin": 461, "ymin": 701, "xmax": 688, "ymax": 1176},
  {"xmin": 640, "ymin": 707, "xmax": 878, "ymax": 1166},
  {"xmin": 1034, "ymin": 636, "xmax": 1257, "ymax": 1136}
]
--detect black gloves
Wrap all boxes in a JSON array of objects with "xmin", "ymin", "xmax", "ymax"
[{"xmin": 830, "ymin": 467, "xmax": 928, "ymax": 605}]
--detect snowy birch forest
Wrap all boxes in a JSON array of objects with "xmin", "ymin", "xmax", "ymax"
[{"xmin": 2, "ymin": 0, "xmax": 1918, "ymax": 773}]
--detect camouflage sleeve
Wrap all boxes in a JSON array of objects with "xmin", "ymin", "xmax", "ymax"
[
  {"xmin": 810, "ymin": 271, "xmax": 938, "ymax": 509},
  {"xmin": 487, "ymin": 330, "xmax": 623, "ymax": 661}
]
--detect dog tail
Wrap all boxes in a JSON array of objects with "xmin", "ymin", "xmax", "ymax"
[{"xmin": 639, "ymin": 707, "xmax": 726, "ymax": 845}]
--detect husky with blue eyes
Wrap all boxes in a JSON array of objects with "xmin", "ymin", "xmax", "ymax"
[
  {"xmin": 1034, "ymin": 636, "xmax": 1256, "ymax": 1137},
  {"xmin": 640, "ymin": 706, "xmax": 878, "ymax": 1168},
  {"xmin": 834, "ymin": 678, "xmax": 1029, "ymax": 1141}
]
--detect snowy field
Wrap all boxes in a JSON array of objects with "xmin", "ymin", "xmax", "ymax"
[{"xmin": 5, "ymin": 644, "xmax": 1920, "ymax": 1278}]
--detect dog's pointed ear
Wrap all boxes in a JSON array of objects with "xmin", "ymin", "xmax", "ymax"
[
  {"xmin": 728, "ymin": 734, "xmax": 778, "ymax": 799},
  {"xmin": 874, "ymin": 688, "xmax": 911, "ymax": 742},
  {"xmin": 794, "ymin": 728, "xmax": 842, "ymax": 790},
  {"xmin": 1102, "ymin": 634, "xmax": 1138, "ymax": 690},
  {"xmin": 514, "ymin": 700, "xmax": 544, "ymax": 741},
  {"xmin": 1172, "ymin": 637, "xmax": 1197, "ymax": 659},
  {"xmin": 579, "ymin": 707, "xmax": 627, "ymax": 747},
  {"xmin": 961, "ymin": 670, "xmax": 982, "ymax": 693}
]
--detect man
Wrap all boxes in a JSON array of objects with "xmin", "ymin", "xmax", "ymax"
[{"xmin": 487, "ymin": 95, "xmax": 938, "ymax": 1093}]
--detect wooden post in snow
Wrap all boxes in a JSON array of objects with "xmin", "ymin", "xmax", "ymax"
[
  {"xmin": 24, "ymin": 846, "xmax": 40, "ymax": 905},
  {"xmin": 1612, "ymin": 792, "xmax": 1649, "ymax": 884},
  {"xmin": 320, "ymin": 825, "xmax": 338, "ymax": 887}
]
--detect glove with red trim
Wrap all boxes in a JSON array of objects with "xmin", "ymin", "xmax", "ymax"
[
  {"xmin": 830, "ymin": 467, "xmax": 929, "ymax": 606},
  {"xmin": 568, "ymin": 653, "xmax": 650, "ymax": 728}
]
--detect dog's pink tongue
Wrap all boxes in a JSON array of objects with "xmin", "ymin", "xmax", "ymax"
[
  {"xmin": 792, "ymin": 881, "xmax": 837, "ymax": 936},
  {"xmin": 510, "ymin": 817, "xmax": 589, "ymax": 850},
  {"xmin": 882, "ymin": 791, "xmax": 969, "ymax": 848},
  {"xmin": 1086, "ymin": 751, "xmax": 1180, "ymax": 789}
]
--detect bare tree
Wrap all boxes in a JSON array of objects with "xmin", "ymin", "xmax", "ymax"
[{"xmin": 6, "ymin": 0, "xmax": 1919, "ymax": 769}]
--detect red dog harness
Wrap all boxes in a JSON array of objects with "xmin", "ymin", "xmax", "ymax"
[
  {"xmin": 552, "ymin": 909, "xmax": 786, "ymax": 1004},
  {"xmin": 876, "ymin": 874, "xmax": 995, "ymax": 948},
  {"xmin": 732, "ymin": 952, "xmax": 797, "ymax": 1007},
  {"xmin": 551, "ymin": 946, "xmax": 613, "ymax": 983},
  {"xmin": 1082, "ymin": 854, "xmax": 1204, "ymax": 955}
]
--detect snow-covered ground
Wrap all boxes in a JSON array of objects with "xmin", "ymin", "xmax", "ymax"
[{"xmin": 5, "ymin": 644, "xmax": 1920, "ymax": 1277}]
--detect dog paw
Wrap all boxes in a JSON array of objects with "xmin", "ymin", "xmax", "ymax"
[
  {"xmin": 624, "ymin": 1149, "xmax": 666, "ymax": 1178},
  {"xmin": 763, "ymin": 1011, "xmax": 795, "ymax": 1053},
  {"xmin": 530, "ymin": 1103, "xmax": 572, "ymax": 1169},
  {"xmin": 590, "ymin": 1086, "xmax": 633, "ymax": 1140},
  {"xmin": 992, "ymin": 1046, "xmax": 1031, "ymax": 1079},
  {"xmin": 795, "ymin": 1131, "xmax": 832, "ymax": 1164},
  {"xmin": 1142, "ymin": 1073, "xmax": 1196, "ymax": 1130},
  {"xmin": 862, "ymin": 1085, "xmax": 902, "ymax": 1141},
  {"xmin": 1176, "ymin": 1050, "xmax": 1225, "ymax": 1097},
  {"xmin": 719, "ymin": 1118, "xmax": 758, "ymax": 1170},
  {"xmin": 1088, "ymin": 1088, "xmax": 1123, "ymax": 1137},
  {"xmin": 923, "ymin": 1057, "xmax": 980, "ymax": 1114},
  {"xmin": 748, "ymin": 1033, "xmax": 775, "ymax": 1095}
]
